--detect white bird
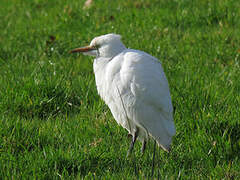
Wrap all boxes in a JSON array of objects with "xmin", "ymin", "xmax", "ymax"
[{"xmin": 71, "ymin": 33, "xmax": 176, "ymax": 155}]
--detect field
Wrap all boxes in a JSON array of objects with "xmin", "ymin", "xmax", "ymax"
[{"xmin": 0, "ymin": 0, "xmax": 240, "ymax": 179}]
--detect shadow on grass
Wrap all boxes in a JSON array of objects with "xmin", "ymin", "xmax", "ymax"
[
  {"xmin": 50, "ymin": 140, "xmax": 165, "ymax": 178},
  {"xmin": 51, "ymin": 154, "xmax": 130, "ymax": 177}
]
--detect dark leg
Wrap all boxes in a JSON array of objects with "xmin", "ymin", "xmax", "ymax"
[
  {"xmin": 151, "ymin": 140, "xmax": 156, "ymax": 177},
  {"xmin": 127, "ymin": 129, "xmax": 138, "ymax": 157},
  {"xmin": 141, "ymin": 140, "xmax": 146, "ymax": 154}
]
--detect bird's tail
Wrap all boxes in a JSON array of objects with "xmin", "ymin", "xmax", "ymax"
[{"xmin": 156, "ymin": 136, "xmax": 172, "ymax": 153}]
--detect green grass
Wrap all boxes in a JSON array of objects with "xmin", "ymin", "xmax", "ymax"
[{"xmin": 0, "ymin": 0, "xmax": 240, "ymax": 179}]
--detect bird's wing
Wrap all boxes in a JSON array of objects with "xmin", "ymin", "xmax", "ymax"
[
  {"xmin": 119, "ymin": 50, "xmax": 175, "ymax": 137},
  {"xmin": 120, "ymin": 50, "xmax": 173, "ymax": 113}
]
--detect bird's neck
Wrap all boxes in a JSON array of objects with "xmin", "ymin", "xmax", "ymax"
[{"xmin": 98, "ymin": 42, "xmax": 126, "ymax": 58}]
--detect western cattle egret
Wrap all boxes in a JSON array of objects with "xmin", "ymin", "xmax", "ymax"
[{"xmin": 71, "ymin": 33, "xmax": 176, "ymax": 155}]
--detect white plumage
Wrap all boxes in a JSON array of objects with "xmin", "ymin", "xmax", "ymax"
[{"xmin": 71, "ymin": 33, "xmax": 176, "ymax": 153}]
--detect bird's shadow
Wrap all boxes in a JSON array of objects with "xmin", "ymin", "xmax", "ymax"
[
  {"xmin": 52, "ymin": 139, "xmax": 161, "ymax": 178},
  {"xmin": 52, "ymin": 152, "xmax": 145, "ymax": 177}
]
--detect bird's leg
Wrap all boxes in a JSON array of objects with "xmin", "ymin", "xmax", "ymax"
[
  {"xmin": 151, "ymin": 140, "xmax": 156, "ymax": 177},
  {"xmin": 141, "ymin": 140, "xmax": 146, "ymax": 154},
  {"xmin": 127, "ymin": 128, "xmax": 138, "ymax": 157}
]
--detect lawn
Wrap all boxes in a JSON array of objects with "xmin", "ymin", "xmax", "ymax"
[{"xmin": 0, "ymin": 0, "xmax": 240, "ymax": 179}]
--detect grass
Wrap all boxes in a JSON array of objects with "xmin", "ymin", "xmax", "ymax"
[{"xmin": 0, "ymin": 0, "xmax": 240, "ymax": 179}]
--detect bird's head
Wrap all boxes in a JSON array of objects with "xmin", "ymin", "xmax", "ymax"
[{"xmin": 70, "ymin": 33, "xmax": 126, "ymax": 58}]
